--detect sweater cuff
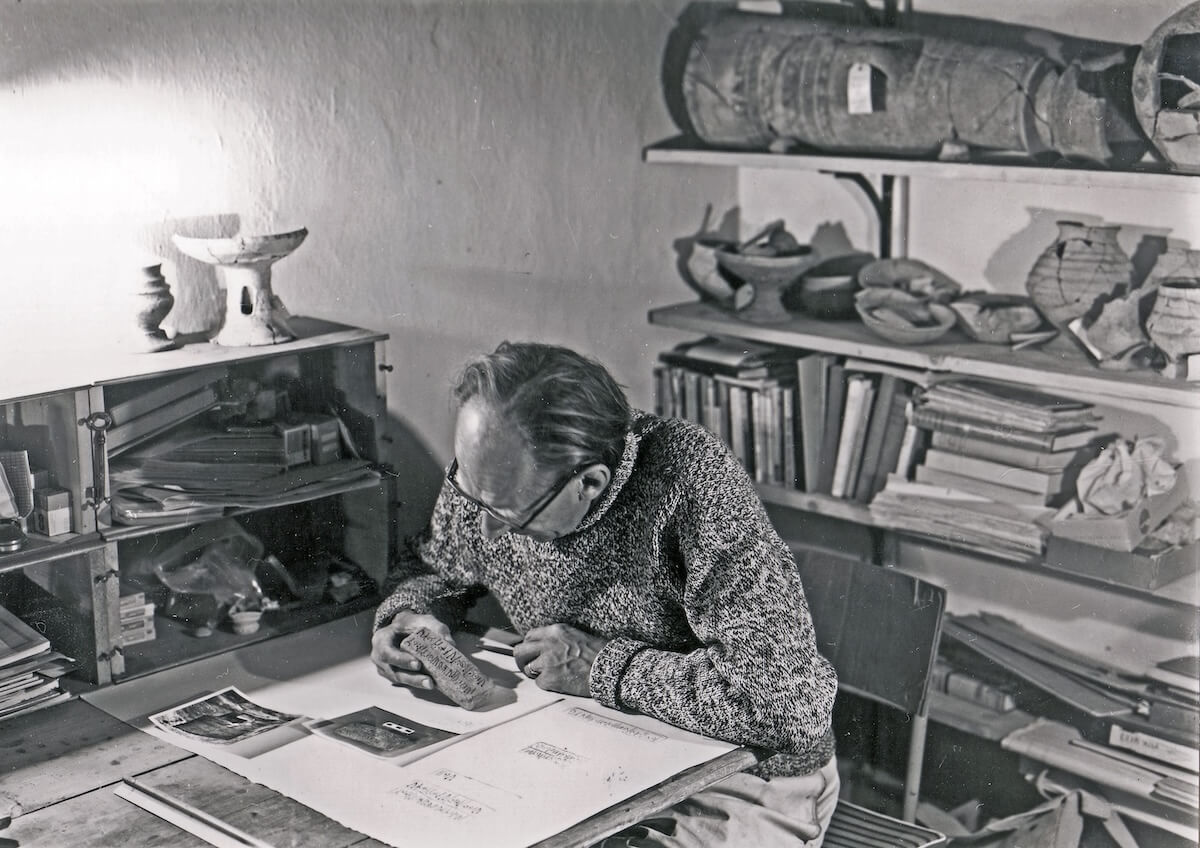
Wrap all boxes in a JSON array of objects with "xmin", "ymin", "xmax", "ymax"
[{"xmin": 589, "ymin": 636, "xmax": 647, "ymax": 709}]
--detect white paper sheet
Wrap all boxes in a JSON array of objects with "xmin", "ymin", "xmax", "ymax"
[{"xmin": 85, "ymin": 612, "xmax": 735, "ymax": 848}]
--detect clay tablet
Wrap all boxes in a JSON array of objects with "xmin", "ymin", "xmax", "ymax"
[{"xmin": 400, "ymin": 628, "xmax": 496, "ymax": 710}]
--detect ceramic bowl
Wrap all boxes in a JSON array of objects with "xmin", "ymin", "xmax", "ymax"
[
  {"xmin": 855, "ymin": 287, "xmax": 957, "ymax": 344},
  {"xmin": 857, "ymin": 257, "xmax": 962, "ymax": 302},
  {"xmin": 782, "ymin": 253, "xmax": 873, "ymax": 319},
  {"xmin": 172, "ymin": 228, "xmax": 309, "ymax": 266},
  {"xmin": 715, "ymin": 245, "xmax": 820, "ymax": 289}
]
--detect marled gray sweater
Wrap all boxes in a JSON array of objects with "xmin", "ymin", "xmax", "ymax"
[{"xmin": 374, "ymin": 411, "xmax": 837, "ymax": 776}]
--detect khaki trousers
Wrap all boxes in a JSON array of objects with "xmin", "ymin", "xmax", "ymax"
[{"xmin": 596, "ymin": 755, "xmax": 840, "ymax": 848}]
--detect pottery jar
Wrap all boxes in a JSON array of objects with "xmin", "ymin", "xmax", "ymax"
[
  {"xmin": 1025, "ymin": 221, "xmax": 1133, "ymax": 328},
  {"xmin": 1146, "ymin": 279, "xmax": 1200, "ymax": 357}
]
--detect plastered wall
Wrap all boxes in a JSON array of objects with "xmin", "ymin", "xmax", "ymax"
[{"xmin": 0, "ymin": 0, "xmax": 729, "ymax": 528}]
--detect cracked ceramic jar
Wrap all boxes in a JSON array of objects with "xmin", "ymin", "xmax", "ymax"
[
  {"xmin": 1146, "ymin": 279, "xmax": 1200, "ymax": 358},
  {"xmin": 1025, "ymin": 220, "xmax": 1133, "ymax": 328}
]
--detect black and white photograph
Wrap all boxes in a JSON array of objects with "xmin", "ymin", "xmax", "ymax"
[{"xmin": 1, "ymin": 1, "xmax": 1197, "ymax": 846}]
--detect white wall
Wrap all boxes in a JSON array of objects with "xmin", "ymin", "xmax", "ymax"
[{"xmin": 0, "ymin": 0, "xmax": 732, "ymax": 529}]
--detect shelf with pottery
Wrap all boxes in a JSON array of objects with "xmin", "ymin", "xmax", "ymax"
[
  {"xmin": 648, "ymin": 301, "xmax": 1200, "ymax": 409},
  {"xmin": 643, "ymin": 138, "xmax": 1200, "ymax": 194}
]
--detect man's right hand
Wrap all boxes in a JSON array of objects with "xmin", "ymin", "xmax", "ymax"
[{"xmin": 370, "ymin": 610, "xmax": 454, "ymax": 689}]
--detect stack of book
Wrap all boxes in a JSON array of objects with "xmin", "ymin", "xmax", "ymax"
[
  {"xmin": 119, "ymin": 591, "xmax": 157, "ymax": 647},
  {"xmin": 871, "ymin": 379, "xmax": 1102, "ymax": 561},
  {"xmin": 806, "ymin": 358, "xmax": 929, "ymax": 502},
  {"xmin": 0, "ymin": 602, "xmax": 74, "ymax": 722},
  {"xmin": 654, "ymin": 338, "xmax": 800, "ymax": 488},
  {"xmin": 654, "ymin": 341, "xmax": 936, "ymax": 499},
  {"xmin": 943, "ymin": 614, "xmax": 1199, "ymax": 831}
]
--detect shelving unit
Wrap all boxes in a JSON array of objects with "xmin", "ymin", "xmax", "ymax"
[
  {"xmin": 650, "ymin": 301, "xmax": 1200, "ymax": 409},
  {"xmin": 644, "ymin": 139, "xmax": 1200, "ymax": 606},
  {"xmin": 0, "ymin": 318, "xmax": 392, "ymax": 689}
]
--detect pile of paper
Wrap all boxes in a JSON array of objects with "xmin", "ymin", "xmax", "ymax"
[
  {"xmin": 0, "ymin": 602, "xmax": 73, "ymax": 722},
  {"xmin": 870, "ymin": 475, "xmax": 1049, "ymax": 561}
]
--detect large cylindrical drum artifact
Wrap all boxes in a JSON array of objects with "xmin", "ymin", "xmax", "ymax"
[{"xmin": 678, "ymin": 13, "xmax": 1147, "ymax": 164}]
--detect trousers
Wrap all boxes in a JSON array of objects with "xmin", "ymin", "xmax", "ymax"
[{"xmin": 596, "ymin": 755, "xmax": 840, "ymax": 848}]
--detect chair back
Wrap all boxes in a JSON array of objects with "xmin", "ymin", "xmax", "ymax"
[{"xmin": 794, "ymin": 549, "xmax": 946, "ymax": 718}]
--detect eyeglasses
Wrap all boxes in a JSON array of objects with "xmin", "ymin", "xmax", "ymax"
[{"xmin": 445, "ymin": 457, "xmax": 582, "ymax": 531}]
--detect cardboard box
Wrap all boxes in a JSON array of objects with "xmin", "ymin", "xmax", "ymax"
[
  {"xmin": 1047, "ymin": 468, "xmax": 1188, "ymax": 552},
  {"xmin": 31, "ymin": 505, "xmax": 71, "ymax": 536},
  {"xmin": 1043, "ymin": 535, "xmax": 1200, "ymax": 591},
  {"xmin": 34, "ymin": 486, "xmax": 71, "ymax": 512}
]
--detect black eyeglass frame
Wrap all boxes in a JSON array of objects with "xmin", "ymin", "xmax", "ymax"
[{"xmin": 445, "ymin": 457, "xmax": 584, "ymax": 531}]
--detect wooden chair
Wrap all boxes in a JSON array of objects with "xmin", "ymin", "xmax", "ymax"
[{"xmin": 794, "ymin": 549, "xmax": 949, "ymax": 848}]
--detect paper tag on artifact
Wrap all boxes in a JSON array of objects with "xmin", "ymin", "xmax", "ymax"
[
  {"xmin": 401, "ymin": 628, "xmax": 496, "ymax": 711},
  {"xmin": 847, "ymin": 62, "xmax": 875, "ymax": 114}
]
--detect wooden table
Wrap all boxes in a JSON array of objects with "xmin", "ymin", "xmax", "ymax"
[{"xmin": 0, "ymin": 697, "xmax": 760, "ymax": 848}]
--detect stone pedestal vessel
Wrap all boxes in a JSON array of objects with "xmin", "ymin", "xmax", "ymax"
[{"xmin": 172, "ymin": 228, "xmax": 307, "ymax": 347}]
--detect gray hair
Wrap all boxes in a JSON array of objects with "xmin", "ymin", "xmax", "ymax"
[{"xmin": 453, "ymin": 341, "xmax": 630, "ymax": 472}]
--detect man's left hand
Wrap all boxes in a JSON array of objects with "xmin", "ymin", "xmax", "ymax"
[{"xmin": 513, "ymin": 623, "xmax": 607, "ymax": 696}]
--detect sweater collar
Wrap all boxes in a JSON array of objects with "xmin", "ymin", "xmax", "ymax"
[{"xmin": 570, "ymin": 410, "xmax": 650, "ymax": 534}]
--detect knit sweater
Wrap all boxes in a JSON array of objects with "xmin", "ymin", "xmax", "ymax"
[{"xmin": 374, "ymin": 411, "xmax": 837, "ymax": 777}]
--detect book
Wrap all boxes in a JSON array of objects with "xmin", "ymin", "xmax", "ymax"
[
  {"xmin": 751, "ymin": 388, "xmax": 771, "ymax": 484},
  {"xmin": 893, "ymin": 409, "xmax": 923, "ymax": 479},
  {"xmin": 920, "ymin": 380, "xmax": 1098, "ymax": 433},
  {"xmin": 914, "ymin": 466, "xmax": 1054, "ymax": 507},
  {"xmin": 781, "ymin": 385, "xmax": 799, "ymax": 490},
  {"xmin": 851, "ymin": 373, "xmax": 899, "ymax": 503},
  {"xmin": 727, "ymin": 385, "xmax": 752, "ymax": 474},
  {"xmin": 652, "ymin": 365, "xmax": 667, "ymax": 417},
  {"xmin": 659, "ymin": 338, "xmax": 795, "ymax": 379},
  {"xmin": 1108, "ymin": 723, "xmax": 1199, "ymax": 772},
  {"xmin": 714, "ymin": 381, "xmax": 732, "ymax": 446},
  {"xmin": 922, "ymin": 448, "xmax": 1067, "ymax": 496},
  {"xmin": 931, "ymin": 659, "xmax": 1017, "ymax": 712},
  {"xmin": 831, "ymin": 375, "xmax": 873, "ymax": 499},
  {"xmin": 796, "ymin": 352, "xmax": 833, "ymax": 493},
  {"xmin": 929, "ymin": 430, "xmax": 1096, "ymax": 471},
  {"xmin": 909, "ymin": 405, "xmax": 1099, "ymax": 452},
  {"xmin": 0, "ymin": 603, "xmax": 51, "ymax": 668},
  {"xmin": 815, "ymin": 363, "xmax": 847, "ymax": 494},
  {"xmin": 858, "ymin": 386, "xmax": 913, "ymax": 503},
  {"xmin": 106, "ymin": 367, "xmax": 228, "ymax": 428},
  {"xmin": 107, "ymin": 385, "xmax": 222, "ymax": 453},
  {"xmin": 1146, "ymin": 655, "xmax": 1200, "ymax": 695},
  {"xmin": 682, "ymin": 370, "xmax": 702, "ymax": 425}
]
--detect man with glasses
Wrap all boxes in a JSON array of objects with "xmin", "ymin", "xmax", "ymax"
[{"xmin": 370, "ymin": 341, "xmax": 839, "ymax": 847}]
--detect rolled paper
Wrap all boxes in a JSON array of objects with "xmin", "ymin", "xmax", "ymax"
[{"xmin": 400, "ymin": 628, "xmax": 496, "ymax": 711}]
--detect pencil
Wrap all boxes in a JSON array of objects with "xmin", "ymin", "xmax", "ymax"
[{"xmin": 119, "ymin": 777, "xmax": 275, "ymax": 848}]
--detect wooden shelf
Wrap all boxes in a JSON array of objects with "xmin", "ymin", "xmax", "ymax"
[
  {"xmin": 117, "ymin": 593, "xmax": 379, "ymax": 681},
  {"xmin": 0, "ymin": 533, "xmax": 106, "ymax": 575},
  {"xmin": 644, "ymin": 137, "xmax": 1200, "ymax": 194},
  {"xmin": 927, "ymin": 689, "xmax": 1035, "ymax": 742},
  {"xmin": 0, "ymin": 316, "xmax": 387, "ymax": 404},
  {"xmin": 755, "ymin": 483, "xmax": 877, "ymax": 526},
  {"xmin": 649, "ymin": 300, "xmax": 1200, "ymax": 409},
  {"xmin": 97, "ymin": 469, "xmax": 384, "ymax": 542}
]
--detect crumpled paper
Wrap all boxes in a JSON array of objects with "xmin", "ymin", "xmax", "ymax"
[
  {"xmin": 1152, "ymin": 502, "xmax": 1199, "ymax": 548},
  {"xmin": 1069, "ymin": 437, "xmax": 1177, "ymax": 516}
]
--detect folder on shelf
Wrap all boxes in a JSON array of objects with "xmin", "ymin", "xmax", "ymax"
[{"xmin": 107, "ymin": 386, "xmax": 222, "ymax": 454}]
